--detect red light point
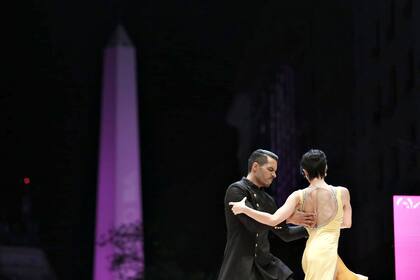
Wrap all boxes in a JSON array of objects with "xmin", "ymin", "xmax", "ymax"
[{"xmin": 23, "ymin": 177, "xmax": 31, "ymax": 185}]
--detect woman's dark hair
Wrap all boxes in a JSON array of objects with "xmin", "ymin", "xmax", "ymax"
[
  {"xmin": 248, "ymin": 149, "xmax": 278, "ymax": 172},
  {"xmin": 300, "ymin": 149, "xmax": 327, "ymax": 180}
]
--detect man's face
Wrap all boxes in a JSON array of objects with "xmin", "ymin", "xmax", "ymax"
[{"xmin": 254, "ymin": 157, "xmax": 278, "ymax": 187}]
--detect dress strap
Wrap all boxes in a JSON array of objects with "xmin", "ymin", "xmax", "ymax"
[
  {"xmin": 299, "ymin": 189, "xmax": 304, "ymax": 210},
  {"xmin": 335, "ymin": 187, "xmax": 342, "ymax": 209}
]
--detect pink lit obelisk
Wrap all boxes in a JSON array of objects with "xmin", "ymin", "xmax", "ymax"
[{"xmin": 94, "ymin": 25, "xmax": 144, "ymax": 280}]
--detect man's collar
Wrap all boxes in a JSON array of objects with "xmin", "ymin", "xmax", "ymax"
[{"xmin": 241, "ymin": 177, "xmax": 262, "ymax": 191}]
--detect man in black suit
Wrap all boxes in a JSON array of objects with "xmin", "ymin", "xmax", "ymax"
[{"xmin": 217, "ymin": 149, "xmax": 315, "ymax": 280}]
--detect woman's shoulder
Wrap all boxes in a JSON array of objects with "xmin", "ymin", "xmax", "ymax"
[
  {"xmin": 331, "ymin": 186, "xmax": 350, "ymax": 201},
  {"xmin": 293, "ymin": 188, "xmax": 308, "ymax": 196},
  {"xmin": 331, "ymin": 185, "xmax": 349, "ymax": 193},
  {"xmin": 295, "ymin": 187, "xmax": 311, "ymax": 199}
]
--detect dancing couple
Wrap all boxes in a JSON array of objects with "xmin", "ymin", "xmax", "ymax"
[{"xmin": 217, "ymin": 149, "xmax": 367, "ymax": 280}]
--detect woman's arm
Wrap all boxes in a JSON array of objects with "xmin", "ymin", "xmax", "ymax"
[
  {"xmin": 229, "ymin": 191, "xmax": 300, "ymax": 227},
  {"xmin": 340, "ymin": 187, "xmax": 352, "ymax": 228},
  {"xmin": 224, "ymin": 185, "xmax": 273, "ymax": 233}
]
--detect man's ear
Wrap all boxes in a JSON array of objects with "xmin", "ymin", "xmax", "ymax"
[{"xmin": 252, "ymin": 162, "xmax": 259, "ymax": 172}]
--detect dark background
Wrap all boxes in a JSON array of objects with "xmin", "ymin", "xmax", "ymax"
[{"xmin": 2, "ymin": 0, "xmax": 419, "ymax": 279}]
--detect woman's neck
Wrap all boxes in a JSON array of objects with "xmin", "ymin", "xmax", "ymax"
[{"xmin": 308, "ymin": 177, "xmax": 327, "ymax": 188}]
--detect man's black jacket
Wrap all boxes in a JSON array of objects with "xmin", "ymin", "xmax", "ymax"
[{"xmin": 217, "ymin": 178, "xmax": 307, "ymax": 280}]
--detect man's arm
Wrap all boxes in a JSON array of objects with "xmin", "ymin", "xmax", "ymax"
[
  {"xmin": 287, "ymin": 209, "xmax": 316, "ymax": 227},
  {"xmin": 225, "ymin": 185, "xmax": 272, "ymax": 233},
  {"xmin": 271, "ymin": 224, "xmax": 308, "ymax": 242}
]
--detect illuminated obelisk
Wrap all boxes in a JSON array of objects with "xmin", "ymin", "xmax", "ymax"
[{"xmin": 94, "ymin": 25, "xmax": 144, "ymax": 280}]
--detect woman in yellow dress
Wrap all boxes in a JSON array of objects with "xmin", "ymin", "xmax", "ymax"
[{"xmin": 229, "ymin": 149, "xmax": 367, "ymax": 280}]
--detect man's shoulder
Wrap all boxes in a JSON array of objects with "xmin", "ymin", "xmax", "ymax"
[
  {"xmin": 229, "ymin": 179, "xmax": 245, "ymax": 187},
  {"xmin": 227, "ymin": 179, "xmax": 248, "ymax": 190},
  {"xmin": 224, "ymin": 180, "xmax": 249, "ymax": 202}
]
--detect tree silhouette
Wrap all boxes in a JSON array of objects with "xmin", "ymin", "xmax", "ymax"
[{"xmin": 98, "ymin": 221, "xmax": 144, "ymax": 280}]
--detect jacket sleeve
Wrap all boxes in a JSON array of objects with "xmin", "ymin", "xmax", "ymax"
[
  {"xmin": 225, "ymin": 185, "xmax": 272, "ymax": 233},
  {"xmin": 270, "ymin": 224, "xmax": 308, "ymax": 242}
]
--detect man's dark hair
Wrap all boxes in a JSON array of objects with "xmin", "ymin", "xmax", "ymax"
[
  {"xmin": 247, "ymin": 149, "xmax": 278, "ymax": 172},
  {"xmin": 300, "ymin": 149, "xmax": 327, "ymax": 180}
]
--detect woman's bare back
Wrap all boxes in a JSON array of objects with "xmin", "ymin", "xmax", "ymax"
[{"xmin": 300, "ymin": 185, "xmax": 339, "ymax": 228}]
